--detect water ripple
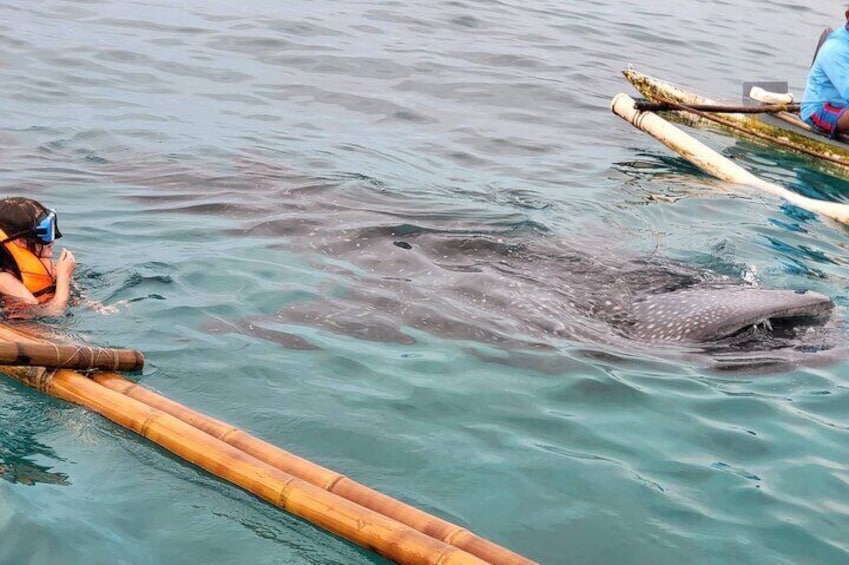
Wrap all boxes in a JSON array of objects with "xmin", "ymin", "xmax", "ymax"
[{"xmin": 1, "ymin": 1, "xmax": 848, "ymax": 564}]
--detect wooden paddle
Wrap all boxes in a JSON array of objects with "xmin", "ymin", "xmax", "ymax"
[{"xmin": 634, "ymin": 100, "xmax": 800, "ymax": 114}]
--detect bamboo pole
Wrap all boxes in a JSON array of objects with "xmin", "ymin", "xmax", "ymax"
[
  {"xmin": 90, "ymin": 372, "xmax": 536, "ymax": 565},
  {"xmin": 634, "ymin": 101, "xmax": 800, "ymax": 114},
  {"xmin": 0, "ymin": 323, "xmax": 536, "ymax": 564},
  {"xmin": 611, "ymin": 93, "xmax": 849, "ymax": 224},
  {"xmin": 0, "ymin": 341, "xmax": 143, "ymax": 371},
  {"xmin": 9, "ymin": 365, "xmax": 490, "ymax": 565}
]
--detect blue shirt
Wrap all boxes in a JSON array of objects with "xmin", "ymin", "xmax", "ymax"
[{"xmin": 801, "ymin": 25, "xmax": 849, "ymax": 121}]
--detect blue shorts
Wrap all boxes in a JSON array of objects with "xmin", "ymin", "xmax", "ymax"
[{"xmin": 806, "ymin": 102, "xmax": 849, "ymax": 137}]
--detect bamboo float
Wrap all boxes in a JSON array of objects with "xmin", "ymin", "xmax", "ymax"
[
  {"xmin": 0, "ymin": 341, "xmax": 143, "ymax": 371},
  {"xmin": 11, "ymin": 366, "xmax": 487, "ymax": 565},
  {"xmin": 0, "ymin": 322, "xmax": 536, "ymax": 564},
  {"xmin": 90, "ymin": 372, "xmax": 535, "ymax": 565},
  {"xmin": 611, "ymin": 93, "xmax": 849, "ymax": 225}
]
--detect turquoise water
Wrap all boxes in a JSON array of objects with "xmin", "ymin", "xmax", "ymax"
[{"xmin": 2, "ymin": 1, "xmax": 849, "ymax": 563}]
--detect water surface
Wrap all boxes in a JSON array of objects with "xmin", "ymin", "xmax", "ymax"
[{"xmin": 1, "ymin": 1, "xmax": 848, "ymax": 563}]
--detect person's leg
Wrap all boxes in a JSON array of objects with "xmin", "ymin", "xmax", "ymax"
[
  {"xmin": 810, "ymin": 103, "xmax": 849, "ymax": 137},
  {"xmin": 837, "ymin": 105, "xmax": 849, "ymax": 134}
]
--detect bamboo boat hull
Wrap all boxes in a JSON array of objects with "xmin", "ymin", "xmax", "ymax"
[{"xmin": 623, "ymin": 68, "xmax": 849, "ymax": 175}]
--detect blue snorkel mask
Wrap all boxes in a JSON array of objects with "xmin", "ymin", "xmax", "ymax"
[{"xmin": 33, "ymin": 209, "xmax": 62, "ymax": 244}]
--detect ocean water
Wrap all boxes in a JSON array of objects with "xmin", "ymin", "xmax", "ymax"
[{"xmin": 1, "ymin": 0, "xmax": 849, "ymax": 563}]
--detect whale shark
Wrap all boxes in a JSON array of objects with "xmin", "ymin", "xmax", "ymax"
[
  {"xmin": 94, "ymin": 151, "xmax": 842, "ymax": 372},
  {"xmin": 253, "ymin": 225, "xmax": 839, "ymax": 371},
  {"xmin": 198, "ymin": 189, "xmax": 839, "ymax": 373}
]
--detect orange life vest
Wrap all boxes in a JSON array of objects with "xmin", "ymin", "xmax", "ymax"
[{"xmin": 0, "ymin": 228, "xmax": 55, "ymax": 303}]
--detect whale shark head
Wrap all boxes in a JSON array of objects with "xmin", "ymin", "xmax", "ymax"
[
  {"xmin": 616, "ymin": 286, "xmax": 841, "ymax": 372},
  {"xmin": 629, "ymin": 287, "xmax": 834, "ymax": 343}
]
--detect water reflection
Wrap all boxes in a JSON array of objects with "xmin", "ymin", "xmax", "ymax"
[
  {"xmin": 0, "ymin": 392, "xmax": 70, "ymax": 487},
  {"xmin": 0, "ymin": 454, "xmax": 70, "ymax": 487}
]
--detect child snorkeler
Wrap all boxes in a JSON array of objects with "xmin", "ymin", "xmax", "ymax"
[{"xmin": 0, "ymin": 197, "xmax": 76, "ymax": 317}]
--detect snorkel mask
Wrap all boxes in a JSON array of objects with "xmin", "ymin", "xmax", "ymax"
[
  {"xmin": 0, "ymin": 208, "xmax": 63, "ymax": 246},
  {"xmin": 33, "ymin": 209, "xmax": 62, "ymax": 244}
]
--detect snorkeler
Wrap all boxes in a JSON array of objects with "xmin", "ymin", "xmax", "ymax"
[{"xmin": 0, "ymin": 197, "xmax": 76, "ymax": 316}]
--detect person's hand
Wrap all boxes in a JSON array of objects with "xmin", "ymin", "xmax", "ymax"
[
  {"xmin": 55, "ymin": 248, "xmax": 77, "ymax": 280},
  {"xmin": 87, "ymin": 300, "xmax": 119, "ymax": 315}
]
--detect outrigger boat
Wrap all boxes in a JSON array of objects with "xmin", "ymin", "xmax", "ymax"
[{"xmin": 622, "ymin": 67, "xmax": 849, "ymax": 177}]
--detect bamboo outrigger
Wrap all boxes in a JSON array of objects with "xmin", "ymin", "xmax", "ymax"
[
  {"xmin": 0, "ymin": 323, "xmax": 535, "ymax": 565},
  {"xmin": 610, "ymin": 92, "xmax": 849, "ymax": 225},
  {"xmin": 622, "ymin": 67, "xmax": 849, "ymax": 176},
  {"xmin": 0, "ymin": 341, "xmax": 143, "ymax": 371}
]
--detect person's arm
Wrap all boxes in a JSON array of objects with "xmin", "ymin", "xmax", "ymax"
[
  {"xmin": 0, "ymin": 272, "xmax": 38, "ymax": 305},
  {"xmin": 0, "ymin": 248, "xmax": 77, "ymax": 318},
  {"xmin": 41, "ymin": 248, "xmax": 75, "ymax": 316},
  {"xmin": 821, "ymin": 43, "xmax": 849, "ymax": 102}
]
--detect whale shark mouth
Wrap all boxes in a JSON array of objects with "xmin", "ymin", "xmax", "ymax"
[{"xmin": 629, "ymin": 287, "xmax": 835, "ymax": 344}]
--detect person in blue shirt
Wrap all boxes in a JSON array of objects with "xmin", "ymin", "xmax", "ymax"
[{"xmin": 802, "ymin": 10, "xmax": 849, "ymax": 137}]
